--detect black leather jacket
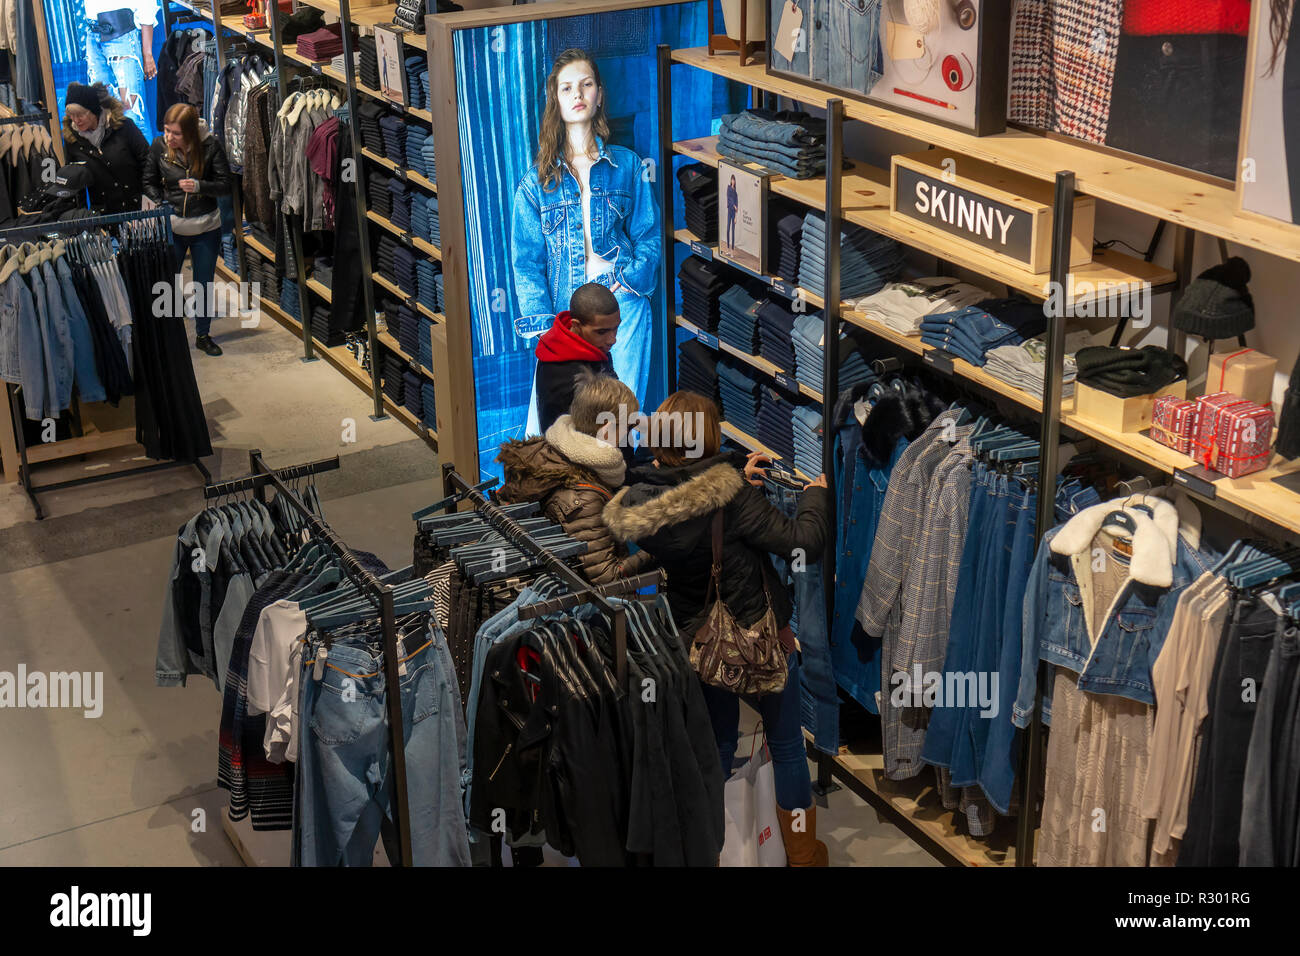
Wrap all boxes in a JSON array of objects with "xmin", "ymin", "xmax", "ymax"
[
  {"xmin": 142, "ymin": 128, "xmax": 232, "ymax": 221},
  {"xmin": 64, "ymin": 117, "xmax": 150, "ymax": 214}
]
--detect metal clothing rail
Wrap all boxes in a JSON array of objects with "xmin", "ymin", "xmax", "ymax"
[
  {"xmin": 517, "ymin": 570, "xmax": 666, "ymax": 620},
  {"xmin": 0, "ymin": 204, "xmax": 175, "ymax": 244},
  {"xmin": 238, "ymin": 448, "xmax": 415, "ymax": 867},
  {"xmin": 0, "ymin": 110, "xmax": 51, "ymax": 126},
  {"xmin": 442, "ymin": 464, "xmax": 633, "ymax": 685},
  {"xmin": 203, "ymin": 453, "xmax": 340, "ymax": 499}
]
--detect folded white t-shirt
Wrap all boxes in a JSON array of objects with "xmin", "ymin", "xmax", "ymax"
[{"xmin": 851, "ymin": 277, "xmax": 993, "ymax": 334}]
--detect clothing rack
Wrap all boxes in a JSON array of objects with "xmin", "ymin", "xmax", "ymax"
[
  {"xmin": 0, "ymin": 205, "xmax": 208, "ymax": 518},
  {"xmin": 517, "ymin": 570, "xmax": 665, "ymax": 620},
  {"xmin": 226, "ymin": 448, "xmax": 416, "ymax": 867},
  {"xmin": 442, "ymin": 463, "xmax": 633, "ymax": 685},
  {"xmin": 0, "ymin": 109, "xmax": 51, "ymax": 126}
]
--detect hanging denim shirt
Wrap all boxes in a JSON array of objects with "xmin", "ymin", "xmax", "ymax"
[
  {"xmin": 54, "ymin": 256, "xmax": 107, "ymax": 404},
  {"xmin": 510, "ymin": 138, "xmax": 661, "ymax": 339},
  {"xmin": 26, "ymin": 264, "xmax": 61, "ymax": 421},
  {"xmin": 0, "ymin": 264, "xmax": 43, "ymax": 412},
  {"xmin": 826, "ymin": 0, "xmax": 884, "ymax": 94}
]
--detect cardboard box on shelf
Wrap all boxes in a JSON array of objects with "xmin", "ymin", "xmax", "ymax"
[
  {"xmin": 1207, "ymin": 348, "xmax": 1278, "ymax": 408},
  {"xmin": 1074, "ymin": 380, "xmax": 1187, "ymax": 434}
]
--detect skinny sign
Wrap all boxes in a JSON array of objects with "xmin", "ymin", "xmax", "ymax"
[{"xmin": 893, "ymin": 165, "xmax": 1033, "ymax": 264}]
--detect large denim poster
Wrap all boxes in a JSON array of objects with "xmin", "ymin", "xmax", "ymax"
[{"xmin": 453, "ymin": 3, "xmax": 738, "ymax": 481}]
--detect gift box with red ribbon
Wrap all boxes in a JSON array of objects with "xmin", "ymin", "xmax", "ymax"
[
  {"xmin": 1150, "ymin": 395, "xmax": 1199, "ymax": 454},
  {"xmin": 1191, "ymin": 391, "xmax": 1275, "ymax": 478}
]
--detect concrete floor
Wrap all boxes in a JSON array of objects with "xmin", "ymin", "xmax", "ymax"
[{"xmin": 0, "ymin": 313, "xmax": 934, "ymax": 867}]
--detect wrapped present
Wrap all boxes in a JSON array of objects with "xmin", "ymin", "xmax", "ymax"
[
  {"xmin": 1192, "ymin": 391, "xmax": 1275, "ymax": 478},
  {"xmin": 1150, "ymin": 395, "xmax": 1199, "ymax": 454}
]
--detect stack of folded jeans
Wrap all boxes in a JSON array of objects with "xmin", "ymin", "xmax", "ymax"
[
  {"xmin": 376, "ymin": 235, "xmax": 418, "ymax": 294},
  {"xmin": 357, "ymin": 101, "xmax": 386, "ymax": 155},
  {"xmin": 773, "ymin": 213, "xmax": 803, "ymax": 283},
  {"xmin": 381, "ymin": 350, "xmax": 405, "ymax": 405},
  {"xmin": 359, "ymin": 36, "xmax": 379, "ymax": 90},
  {"xmin": 388, "ymin": 178, "xmax": 412, "ymax": 231},
  {"xmin": 411, "ymin": 194, "xmax": 439, "ymax": 247},
  {"xmin": 383, "ymin": 298, "xmax": 403, "ymax": 343},
  {"xmin": 678, "ymin": 254, "xmax": 727, "ymax": 331},
  {"xmin": 379, "ymin": 114, "xmax": 405, "ymax": 164},
  {"xmin": 407, "ymin": 127, "xmax": 431, "ymax": 176},
  {"xmin": 405, "ymin": 55, "xmax": 427, "ymax": 109},
  {"xmin": 433, "ymin": 270, "xmax": 444, "ymax": 311},
  {"xmin": 279, "ymin": 277, "xmax": 299, "ymax": 320},
  {"xmin": 421, "ymin": 381, "xmax": 437, "ymax": 431},
  {"xmin": 791, "ymin": 312, "xmax": 875, "ymax": 393},
  {"xmin": 312, "ymin": 257, "xmax": 333, "ymax": 287},
  {"xmin": 676, "ymin": 162, "xmax": 718, "ymax": 242},
  {"xmin": 791, "ymin": 405, "xmax": 824, "ymax": 480},
  {"xmin": 397, "ymin": 302, "xmax": 420, "ymax": 358},
  {"xmin": 416, "ymin": 259, "xmax": 440, "ymax": 313},
  {"xmin": 678, "ymin": 339, "xmax": 720, "ymax": 405},
  {"xmin": 222, "ymin": 234, "xmax": 239, "ymax": 274},
  {"xmin": 418, "ymin": 315, "xmax": 435, "ymax": 371},
  {"xmin": 757, "ymin": 384, "xmax": 797, "ymax": 463},
  {"xmin": 798, "ymin": 213, "xmax": 903, "ymax": 299},
  {"xmin": 919, "ymin": 298, "xmax": 1046, "ymax": 367},
  {"xmin": 367, "ymin": 171, "xmax": 393, "ymax": 218},
  {"xmin": 311, "ymin": 302, "xmax": 344, "ymax": 346},
  {"xmin": 403, "ymin": 370, "xmax": 424, "ymax": 418},
  {"xmin": 717, "ymin": 358, "xmax": 761, "ymax": 436},
  {"xmin": 420, "ymin": 134, "xmax": 437, "ymax": 182},
  {"xmin": 248, "ymin": 253, "xmax": 280, "ymax": 308},
  {"xmin": 717, "ymin": 109, "xmax": 826, "ymax": 178},
  {"xmin": 756, "ymin": 299, "xmax": 798, "ymax": 373},
  {"xmin": 984, "ymin": 330, "xmax": 1094, "ymax": 398},
  {"xmin": 718, "ymin": 283, "xmax": 763, "ymax": 354}
]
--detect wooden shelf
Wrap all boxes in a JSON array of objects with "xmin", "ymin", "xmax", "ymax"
[
  {"xmin": 371, "ymin": 270, "xmax": 411, "ymax": 300},
  {"xmin": 361, "ymin": 147, "xmax": 437, "ymax": 194},
  {"xmin": 671, "ymin": 46, "xmax": 1300, "ymax": 266},
  {"xmin": 674, "ymin": 228, "xmax": 825, "ymax": 309},
  {"xmin": 367, "ymin": 208, "xmax": 442, "ymax": 263},
  {"xmin": 296, "ymin": 0, "xmax": 391, "ymax": 17},
  {"xmin": 676, "ymin": 314, "xmax": 823, "ymax": 403},
  {"xmin": 376, "ymin": 330, "xmax": 436, "ymax": 381},
  {"xmin": 720, "ymin": 422, "xmax": 812, "ymax": 481},
  {"xmin": 243, "ymin": 232, "xmax": 276, "ymax": 262},
  {"xmin": 306, "ymin": 278, "xmax": 332, "ymax": 303},
  {"xmin": 674, "ymin": 136, "xmax": 1175, "ymax": 303}
]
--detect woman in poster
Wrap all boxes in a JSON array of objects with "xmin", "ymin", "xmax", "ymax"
[
  {"xmin": 726, "ymin": 174, "xmax": 738, "ymax": 250},
  {"xmin": 511, "ymin": 48, "xmax": 661, "ymax": 436}
]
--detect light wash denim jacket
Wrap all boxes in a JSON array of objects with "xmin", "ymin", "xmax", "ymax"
[{"xmin": 510, "ymin": 138, "xmax": 661, "ymax": 339}]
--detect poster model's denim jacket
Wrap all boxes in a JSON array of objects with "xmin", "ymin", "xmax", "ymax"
[
  {"xmin": 510, "ymin": 138, "xmax": 661, "ymax": 339},
  {"xmin": 1013, "ymin": 494, "xmax": 1216, "ymax": 726}
]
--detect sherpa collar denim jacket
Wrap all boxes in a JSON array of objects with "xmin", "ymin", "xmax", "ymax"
[
  {"xmin": 510, "ymin": 137, "xmax": 661, "ymax": 339},
  {"xmin": 1014, "ymin": 491, "xmax": 1217, "ymax": 726}
]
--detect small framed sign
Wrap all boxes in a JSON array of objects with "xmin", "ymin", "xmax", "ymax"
[
  {"xmin": 716, "ymin": 160, "xmax": 768, "ymax": 275},
  {"xmin": 375, "ymin": 26, "xmax": 408, "ymax": 107}
]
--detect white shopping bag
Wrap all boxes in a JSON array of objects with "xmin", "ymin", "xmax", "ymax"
[{"xmin": 720, "ymin": 740, "xmax": 787, "ymax": 867}]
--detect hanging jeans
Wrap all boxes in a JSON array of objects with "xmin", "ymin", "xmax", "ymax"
[
  {"xmin": 700, "ymin": 652, "xmax": 813, "ymax": 811},
  {"xmin": 86, "ymin": 28, "xmax": 148, "ymax": 132},
  {"xmin": 173, "ymin": 228, "xmax": 222, "ymax": 338}
]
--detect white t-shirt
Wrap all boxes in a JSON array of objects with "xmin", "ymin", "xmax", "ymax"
[
  {"xmin": 85, "ymin": 0, "xmax": 159, "ymax": 28},
  {"xmin": 852, "ymin": 277, "xmax": 991, "ymax": 334},
  {"xmin": 573, "ymin": 155, "xmax": 615, "ymax": 281},
  {"xmin": 246, "ymin": 600, "xmax": 307, "ymax": 719}
]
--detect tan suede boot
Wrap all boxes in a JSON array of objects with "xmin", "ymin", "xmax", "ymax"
[{"xmin": 777, "ymin": 804, "xmax": 829, "ymax": 866}]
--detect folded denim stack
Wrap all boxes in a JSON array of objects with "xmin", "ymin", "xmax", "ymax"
[
  {"xmin": 772, "ymin": 213, "xmax": 803, "ymax": 283},
  {"xmin": 678, "ymin": 339, "xmax": 720, "ymax": 405},
  {"xmin": 798, "ymin": 213, "xmax": 903, "ymax": 299},
  {"xmin": 756, "ymin": 384, "xmax": 797, "ymax": 463},
  {"xmin": 717, "ymin": 358, "xmax": 761, "ymax": 436},
  {"xmin": 296, "ymin": 24, "xmax": 342, "ymax": 60},
  {"xmin": 791, "ymin": 405, "xmax": 824, "ymax": 480},
  {"xmin": 410, "ymin": 194, "xmax": 439, "ymax": 247},
  {"xmin": 403, "ymin": 370, "xmax": 423, "ymax": 419},
  {"xmin": 421, "ymin": 136, "xmax": 436, "ymax": 183},
  {"xmin": 248, "ymin": 223, "xmax": 274, "ymax": 253},
  {"xmin": 421, "ymin": 381, "xmax": 437, "ymax": 431},
  {"xmin": 850, "ymin": 277, "xmax": 993, "ymax": 335},
  {"xmin": 984, "ymin": 329, "xmax": 1095, "ymax": 398},
  {"xmin": 357, "ymin": 101, "xmax": 386, "ymax": 155},
  {"xmin": 404, "ymin": 55, "xmax": 426, "ymax": 109},
  {"xmin": 312, "ymin": 257, "xmax": 333, "ymax": 287},
  {"xmin": 397, "ymin": 302, "xmax": 420, "ymax": 358},
  {"xmin": 677, "ymin": 254, "xmax": 728, "ymax": 331},
  {"xmin": 717, "ymin": 109, "xmax": 826, "ymax": 179},
  {"xmin": 311, "ymin": 302, "xmax": 344, "ymax": 346},
  {"xmin": 918, "ymin": 298, "xmax": 1046, "ymax": 367},
  {"xmin": 433, "ymin": 270, "xmax": 444, "ymax": 311},
  {"xmin": 676, "ymin": 162, "xmax": 718, "ymax": 242},
  {"xmin": 388, "ymin": 178, "xmax": 412, "ymax": 231},
  {"xmin": 378, "ymin": 114, "xmax": 405, "ymax": 164},
  {"xmin": 367, "ymin": 170, "xmax": 393, "ymax": 218},
  {"xmin": 791, "ymin": 312, "xmax": 875, "ymax": 393},
  {"xmin": 416, "ymin": 260, "xmax": 440, "ymax": 313},
  {"xmin": 756, "ymin": 299, "xmax": 798, "ymax": 373},
  {"xmin": 279, "ymin": 277, "xmax": 300, "ymax": 321},
  {"xmin": 417, "ymin": 315, "xmax": 434, "ymax": 371},
  {"xmin": 221, "ymin": 234, "xmax": 239, "ymax": 274},
  {"xmin": 376, "ymin": 235, "xmax": 417, "ymax": 294},
  {"xmin": 382, "ymin": 298, "xmax": 403, "ymax": 343},
  {"xmin": 381, "ymin": 351, "xmax": 405, "ymax": 405},
  {"xmin": 248, "ymin": 253, "xmax": 280, "ymax": 307},
  {"xmin": 406, "ymin": 127, "xmax": 431, "ymax": 177},
  {"xmin": 359, "ymin": 36, "xmax": 379, "ymax": 90},
  {"xmin": 718, "ymin": 283, "xmax": 764, "ymax": 354}
]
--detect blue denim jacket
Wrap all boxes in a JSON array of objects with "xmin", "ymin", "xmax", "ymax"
[
  {"xmin": 0, "ymin": 261, "xmax": 43, "ymax": 405},
  {"xmin": 1013, "ymin": 495, "xmax": 1216, "ymax": 725},
  {"xmin": 510, "ymin": 139, "xmax": 661, "ymax": 339}
]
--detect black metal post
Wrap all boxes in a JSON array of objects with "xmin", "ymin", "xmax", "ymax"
[
  {"xmin": 1015, "ymin": 170, "xmax": 1076, "ymax": 866},
  {"xmin": 657, "ymin": 44, "xmax": 677, "ymax": 395}
]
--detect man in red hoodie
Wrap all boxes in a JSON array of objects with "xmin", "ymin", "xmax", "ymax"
[{"xmin": 534, "ymin": 282, "xmax": 621, "ymax": 433}]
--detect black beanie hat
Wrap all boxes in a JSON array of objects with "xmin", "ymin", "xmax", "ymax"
[
  {"xmin": 65, "ymin": 83, "xmax": 102, "ymax": 117},
  {"xmin": 1171, "ymin": 256, "xmax": 1255, "ymax": 339}
]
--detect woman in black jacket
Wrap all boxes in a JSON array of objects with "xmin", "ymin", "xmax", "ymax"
[
  {"xmin": 62, "ymin": 82, "xmax": 149, "ymax": 214},
  {"xmin": 603, "ymin": 390, "xmax": 832, "ymax": 866},
  {"xmin": 143, "ymin": 102, "xmax": 233, "ymax": 356}
]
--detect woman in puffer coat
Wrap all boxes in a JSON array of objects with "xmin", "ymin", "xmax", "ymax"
[
  {"xmin": 602, "ymin": 390, "xmax": 831, "ymax": 866},
  {"xmin": 497, "ymin": 375, "xmax": 653, "ymax": 585}
]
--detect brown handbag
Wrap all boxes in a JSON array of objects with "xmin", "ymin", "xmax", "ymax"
[{"xmin": 689, "ymin": 510, "xmax": 789, "ymax": 696}]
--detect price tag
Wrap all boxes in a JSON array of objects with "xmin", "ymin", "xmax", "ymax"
[
  {"xmin": 392, "ymin": 166, "xmax": 408, "ymax": 181},
  {"xmin": 1173, "ymin": 467, "xmax": 1219, "ymax": 500},
  {"xmin": 923, "ymin": 350, "xmax": 954, "ymax": 374},
  {"xmin": 773, "ymin": 371, "xmax": 797, "ymax": 393},
  {"xmin": 405, "ymin": 296, "xmax": 418, "ymax": 313},
  {"xmin": 696, "ymin": 329, "xmax": 719, "ymax": 350},
  {"xmin": 689, "ymin": 241, "xmax": 713, "ymax": 261},
  {"xmin": 770, "ymin": 277, "xmax": 795, "ymax": 299},
  {"xmin": 399, "ymin": 230, "xmax": 412, "ymax": 246}
]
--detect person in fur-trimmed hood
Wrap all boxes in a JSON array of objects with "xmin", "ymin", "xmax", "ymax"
[
  {"xmin": 498, "ymin": 375, "xmax": 653, "ymax": 585},
  {"xmin": 602, "ymin": 390, "xmax": 832, "ymax": 866}
]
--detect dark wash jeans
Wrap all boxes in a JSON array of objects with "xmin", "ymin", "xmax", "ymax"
[{"xmin": 172, "ymin": 227, "xmax": 222, "ymax": 337}]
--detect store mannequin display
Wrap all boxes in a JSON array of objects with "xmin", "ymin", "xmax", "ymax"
[
  {"xmin": 532, "ymin": 281, "xmax": 619, "ymax": 434},
  {"xmin": 84, "ymin": 0, "xmax": 160, "ymax": 134},
  {"xmin": 62, "ymin": 82, "xmax": 149, "ymax": 215},
  {"xmin": 603, "ymin": 391, "xmax": 832, "ymax": 866},
  {"xmin": 511, "ymin": 47, "xmax": 661, "ymax": 436},
  {"xmin": 143, "ymin": 104, "xmax": 232, "ymax": 356}
]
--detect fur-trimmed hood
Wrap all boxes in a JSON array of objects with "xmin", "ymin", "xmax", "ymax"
[
  {"xmin": 603, "ymin": 458, "xmax": 746, "ymax": 543},
  {"xmin": 543, "ymin": 415, "xmax": 625, "ymax": 486},
  {"xmin": 1049, "ymin": 494, "xmax": 1195, "ymax": 588}
]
